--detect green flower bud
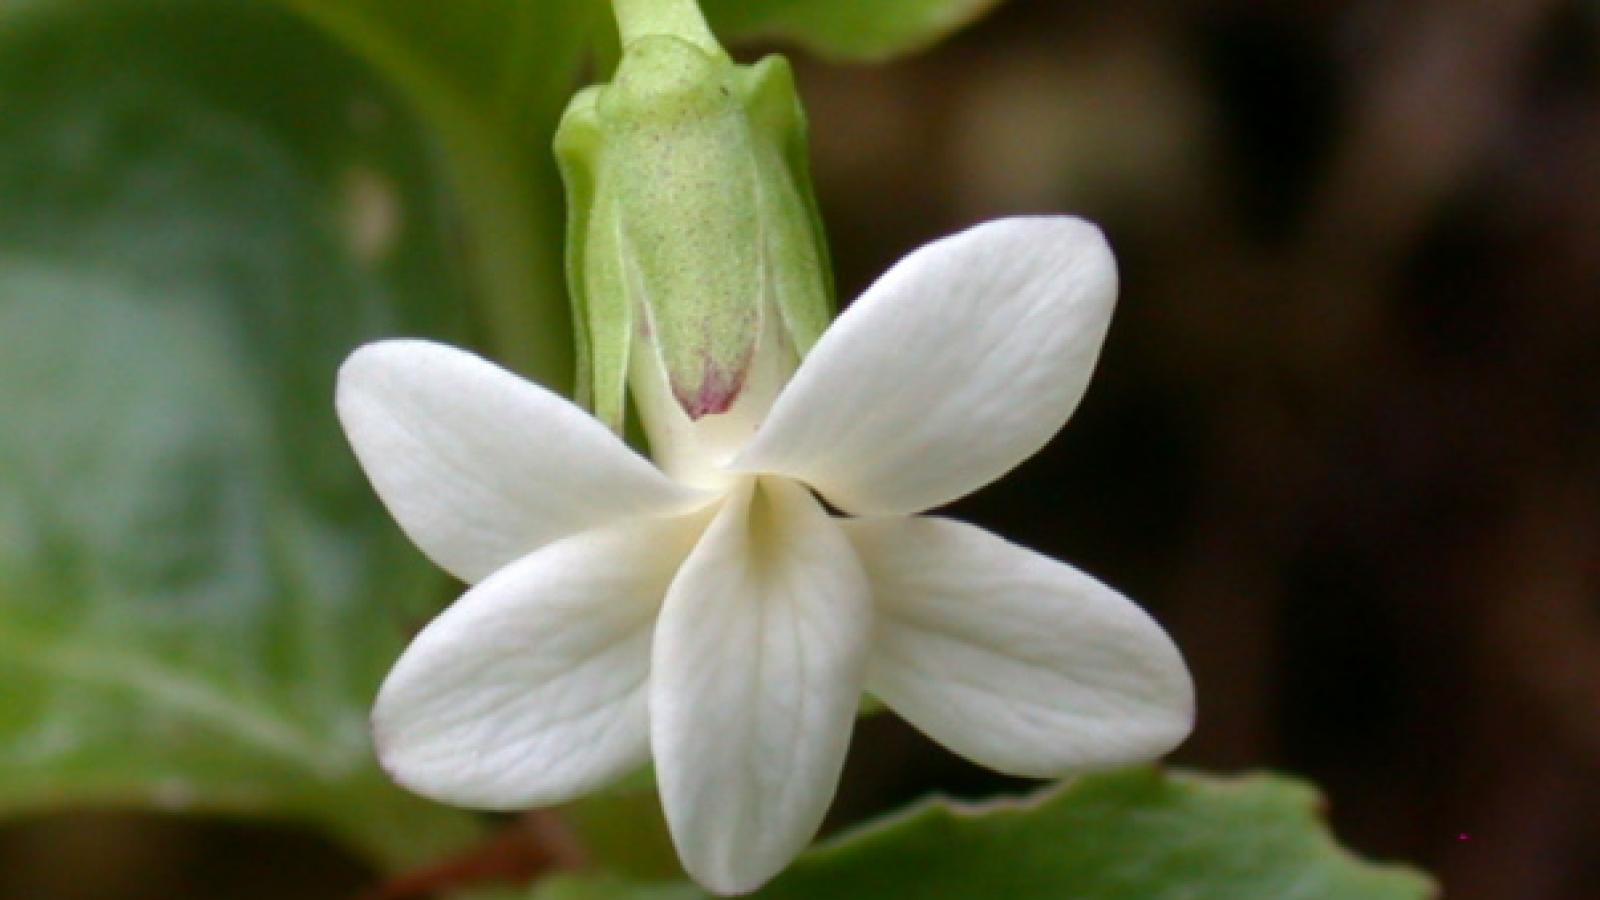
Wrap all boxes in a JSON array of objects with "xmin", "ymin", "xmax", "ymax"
[{"xmin": 555, "ymin": 25, "xmax": 833, "ymax": 459}]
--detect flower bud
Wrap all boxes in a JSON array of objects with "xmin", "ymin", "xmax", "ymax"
[{"xmin": 555, "ymin": 31, "xmax": 832, "ymax": 480}]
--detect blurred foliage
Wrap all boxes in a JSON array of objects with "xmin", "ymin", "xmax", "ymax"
[
  {"xmin": 266, "ymin": 0, "xmax": 594, "ymax": 388},
  {"xmin": 0, "ymin": 0, "xmax": 476, "ymax": 865}
]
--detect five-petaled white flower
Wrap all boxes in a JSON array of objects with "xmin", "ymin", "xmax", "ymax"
[{"xmin": 337, "ymin": 217, "xmax": 1195, "ymax": 895}]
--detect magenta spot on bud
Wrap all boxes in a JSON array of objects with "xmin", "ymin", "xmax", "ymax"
[{"xmin": 674, "ymin": 352, "xmax": 750, "ymax": 420}]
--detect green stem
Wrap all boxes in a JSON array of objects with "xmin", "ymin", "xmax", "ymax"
[{"xmin": 611, "ymin": 0, "xmax": 720, "ymax": 54}]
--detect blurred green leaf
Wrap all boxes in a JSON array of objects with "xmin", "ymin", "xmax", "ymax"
[
  {"xmin": 463, "ymin": 769, "xmax": 1435, "ymax": 899},
  {"xmin": 702, "ymin": 0, "xmax": 1005, "ymax": 61},
  {"xmin": 271, "ymin": 0, "xmax": 598, "ymax": 390},
  {"xmin": 273, "ymin": 0, "xmax": 592, "ymax": 120},
  {"xmin": 562, "ymin": 777, "xmax": 681, "ymax": 880},
  {"xmin": 0, "ymin": 0, "xmax": 479, "ymax": 865}
]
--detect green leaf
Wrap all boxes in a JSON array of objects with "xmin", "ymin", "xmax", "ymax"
[
  {"xmin": 465, "ymin": 769, "xmax": 1435, "ymax": 899},
  {"xmin": 270, "ymin": 0, "xmax": 599, "ymax": 390},
  {"xmin": 757, "ymin": 768, "xmax": 1436, "ymax": 899},
  {"xmin": 0, "ymin": 0, "xmax": 479, "ymax": 865},
  {"xmin": 701, "ymin": 0, "xmax": 1006, "ymax": 61}
]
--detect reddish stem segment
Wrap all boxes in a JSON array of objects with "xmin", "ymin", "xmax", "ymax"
[{"xmin": 359, "ymin": 811, "xmax": 587, "ymax": 900}]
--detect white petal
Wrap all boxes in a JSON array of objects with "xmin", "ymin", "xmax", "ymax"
[
  {"xmin": 372, "ymin": 514, "xmax": 701, "ymax": 810},
  {"xmin": 337, "ymin": 340, "xmax": 707, "ymax": 582},
  {"xmin": 652, "ymin": 478, "xmax": 871, "ymax": 894},
  {"xmin": 734, "ymin": 217, "xmax": 1117, "ymax": 516},
  {"xmin": 847, "ymin": 516, "xmax": 1194, "ymax": 777}
]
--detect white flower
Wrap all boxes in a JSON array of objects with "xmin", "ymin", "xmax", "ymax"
[{"xmin": 337, "ymin": 217, "xmax": 1194, "ymax": 895}]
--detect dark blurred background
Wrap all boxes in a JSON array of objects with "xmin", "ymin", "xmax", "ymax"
[
  {"xmin": 3, "ymin": 0, "xmax": 1597, "ymax": 897},
  {"xmin": 809, "ymin": 2, "xmax": 1600, "ymax": 898}
]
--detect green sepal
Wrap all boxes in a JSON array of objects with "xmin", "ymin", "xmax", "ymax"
[
  {"xmin": 553, "ymin": 85, "xmax": 613, "ymax": 422},
  {"xmin": 736, "ymin": 53, "xmax": 834, "ymax": 356}
]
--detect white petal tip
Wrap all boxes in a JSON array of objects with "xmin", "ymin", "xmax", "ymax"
[
  {"xmin": 337, "ymin": 337, "xmax": 427, "ymax": 390},
  {"xmin": 851, "ymin": 516, "xmax": 1196, "ymax": 778}
]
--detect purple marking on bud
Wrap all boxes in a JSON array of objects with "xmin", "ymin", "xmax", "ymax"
[{"xmin": 674, "ymin": 351, "xmax": 751, "ymax": 420}]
